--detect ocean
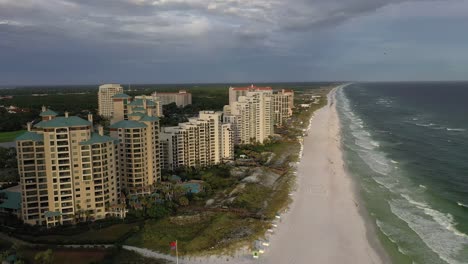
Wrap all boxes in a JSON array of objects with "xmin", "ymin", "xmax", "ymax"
[{"xmin": 336, "ymin": 82, "xmax": 468, "ymax": 264}]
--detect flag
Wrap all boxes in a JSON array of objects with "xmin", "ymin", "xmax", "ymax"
[{"xmin": 170, "ymin": 241, "xmax": 177, "ymax": 250}]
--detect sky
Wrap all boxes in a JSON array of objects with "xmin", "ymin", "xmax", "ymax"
[{"xmin": 1, "ymin": 0, "xmax": 468, "ymax": 85}]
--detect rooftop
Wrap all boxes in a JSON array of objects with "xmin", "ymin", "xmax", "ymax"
[
  {"xmin": 128, "ymin": 112, "xmax": 145, "ymax": 117},
  {"xmin": 139, "ymin": 115, "xmax": 159, "ymax": 122},
  {"xmin": 0, "ymin": 190, "xmax": 21, "ymax": 210},
  {"xmin": 39, "ymin": 109, "xmax": 58, "ymax": 117},
  {"xmin": 128, "ymin": 99, "xmax": 156, "ymax": 107},
  {"xmin": 35, "ymin": 116, "xmax": 92, "ymax": 128},
  {"xmin": 109, "ymin": 120, "xmax": 147, "ymax": 129},
  {"xmin": 153, "ymin": 90, "xmax": 190, "ymax": 95},
  {"xmin": 230, "ymin": 85, "xmax": 272, "ymax": 91},
  {"xmin": 112, "ymin": 93, "xmax": 131, "ymax": 99},
  {"xmin": 131, "ymin": 107, "xmax": 146, "ymax": 112},
  {"xmin": 15, "ymin": 131, "xmax": 44, "ymax": 142},
  {"xmin": 79, "ymin": 133, "xmax": 114, "ymax": 145}
]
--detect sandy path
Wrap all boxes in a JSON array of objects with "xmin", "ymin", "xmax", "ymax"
[{"xmin": 125, "ymin": 87, "xmax": 387, "ymax": 264}]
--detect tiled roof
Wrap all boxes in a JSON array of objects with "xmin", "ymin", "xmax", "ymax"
[
  {"xmin": 35, "ymin": 116, "xmax": 91, "ymax": 128},
  {"xmin": 128, "ymin": 99, "xmax": 156, "ymax": 107},
  {"xmin": 128, "ymin": 112, "xmax": 145, "ymax": 117},
  {"xmin": 131, "ymin": 107, "xmax": 146, "ymax": 112},
  {"xmin": 109, "ymin": 120, "xmax": 147, "ymax": 129},
  {"xmin": 139, "ymin": 115, "xmax": 159, "ymax": 122},
  {"xmin": 79, "ymin": 133, "xmax": 114, "ymax": 145},
  {"xmin": 112, "ymin": 93, "xmax": 131, "ymax": 99},
  {"xmin": 15, "ymin": 131, "xmax": 44, "ymax": 142},
  {"xmin": 39, "ymin": 109, "xmax": 58, "ymax": 117}
]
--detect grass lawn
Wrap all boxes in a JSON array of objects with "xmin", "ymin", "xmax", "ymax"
[
  {"xmin": 0, "ymin": 130, "xmax": 25, "ymax": 143},
  {"xmin": 126, "ymin": 213, "xmax": 267, "ymax": 256},
  {"xmin": 17, "ymin": 223, "xmax": 140, "ymax": 244},
  {"xmin": 21, "ymin": 248, "xmax": 109, "ymax": 264}
]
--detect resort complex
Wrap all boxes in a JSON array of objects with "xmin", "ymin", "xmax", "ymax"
[{"xmin": 14, "ymin": 84, "xmax": 294, "ymax": 227}]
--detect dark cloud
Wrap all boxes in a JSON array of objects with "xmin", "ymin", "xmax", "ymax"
[{"xmin": 0, "ymin": 0, "xmax": 466, "ymax": 85}]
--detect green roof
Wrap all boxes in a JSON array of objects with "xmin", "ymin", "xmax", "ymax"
[
  {"xmin": 79, "ymin": 133, "xmax": 115, "ymax": 145},
  {"xmin": 35, "ymin": 116, "xmax": 91, "ymax": 128},
  {"xmin": 0, "ymin": 190, "xmax": 21, "ymax": 210},
  {"xmin": 140, "ymin": 115, "xmax": 159, "ymax": 122},
  {"xmin": 39, "ymin": 109, "xmax": 58, "ymax": 117},
  {"xmin": 112, "ymin": 93, "xmax": 131, "ymax": 99},
  {"xmin": 132, "ymin": 107, "xmax": 146, "ymax": 112},
  {"xmin": 129, "ymin": 99, "xmax": 156, "ymax": 107},
  {"xmin": 128, "ymin": 112, "xmax": 145, "ymax": 117},
  {"xmin": 44, "ymin": 211, "xmax": 62, "ymax": 217},
  {"xmin": 15, "ymin": 131, "xmax": 44, "ymax": 142},
  {"xmin": 109, "ymin": 120, "xmax": 147, "ymax": 129}
]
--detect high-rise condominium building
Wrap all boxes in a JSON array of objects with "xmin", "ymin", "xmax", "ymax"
[
  {"xmin": 110, "ymin": 95, "xmax": 161, "ymax": 195},
  {"xmin": 16, "ymin": 107, "xmax": 119, "ymax": 227},
  {"xmin": 98, "ymin": 84, "xmax": 124, "ymax": 118},
  {"xmin": 150, "ymin": 90, "xmax": 192, "ymax": 107},
  {"xmin": 228, "ymin": 85, "xmax": 273, "ymax": 105},
  {"xmin": 224, "ymin": 89, "xmax": 274, "ymax": 145},
  {"xmin": 160, "ymin": 111, "xmax": 234, "ymax": 170},
  {"xmin": 272, "ymin": 89, "xmax": 295, "ymax": 127},
  {"xmin": 112, "ymin": 94, "xmax": 163, "ymax": 124},
  {"xmin": 133, "ymin": 95, "xmax": 163, "ymax": 117}
]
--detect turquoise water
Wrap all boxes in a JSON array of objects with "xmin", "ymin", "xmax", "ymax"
[{"xmin": 336, "ymin": 83, "xmax": 468, "ymax": 264}]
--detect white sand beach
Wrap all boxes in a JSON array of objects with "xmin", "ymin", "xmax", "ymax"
[{"xmin": 126, "ymin": 87, "xmax": 388, "ymax": 264}]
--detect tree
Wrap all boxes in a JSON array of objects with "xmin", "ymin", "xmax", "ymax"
[
  {"xmin": 178, "ymin": 196, "xmax": 189, "ymax": 207},
  {"xmin": 34, "ymin": 249, "xmax": 54, "ymax": 264},
  {"xmin": 147, "ymin": 204, "xmax": 170, "ymax": 220},
  {"xmin": 0, "ymin": 250, "xmax": 10, "ymax": 261}
]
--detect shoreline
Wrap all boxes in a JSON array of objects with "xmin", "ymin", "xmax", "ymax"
[
  {"xmin": 254, "ymin": 86, "xmax": 387, "ymax": 263},
  {"xmin": 126, "ymin": 86, "xmax": 390, "ymax": 263},
  {"xmin": 332, "ymin": 87, "xmax": 392, "ymax": 264}
]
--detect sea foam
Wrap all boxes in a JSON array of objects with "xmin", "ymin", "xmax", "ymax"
[{"xmin": 337, "ymin": 85, "xmax": 468, "ymax": 264}]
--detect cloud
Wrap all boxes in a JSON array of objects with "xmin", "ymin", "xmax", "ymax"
[
  {"xmin": 1, "ymin": 0, "xmax": 468, "ymax": 84},
  {"xmin": 0, "ymin": 0, "xmax": 415, "ymax": 46}
]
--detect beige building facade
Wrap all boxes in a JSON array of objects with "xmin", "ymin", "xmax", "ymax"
[
  {"xmin": 150, "ymin": 90, "xmax": 192, "ymax": 107},
  {"xmin": 272, "ymin": 89, "xmax": 294, "ymax": 127},
  {"xmin": 224, "ymin": 90, "xmax": 274, "ymax": 145},
  {"xmin": 110, "ymin": 95, "xmax": 161, "ymax": 195},
  {"xmin": 160, "ymin": 111, "xmax": 234, "ymax": 170},
  {"xmin": 98, "ymin": 84, "xmax": 124, "ymax": 118},
  {"xmin": 16, "ymin": 107, "xmax": 119, "ymax": 227}
]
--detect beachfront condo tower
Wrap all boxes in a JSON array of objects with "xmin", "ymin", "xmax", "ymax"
[
  {"xmin": 16, "ymin": 107, "xmax": 119, "ymax": 227},
  {"xmin": 110, "ymin": 95, "xmax": 161, "ymax": 195},
  {"xmin": 224, "ymin": 88, "xmax": 274, "ymax": 145},
  {"xmin": 272, "ymin": 89, "xmax": 295, "ymax": 127},
  {"xmin": 160, "ymin": 111, "xmax": 234, "ymax": 170},
  {"xmin": 98, "ymin": 84, "xmax": 124, "ymax": 118}
]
